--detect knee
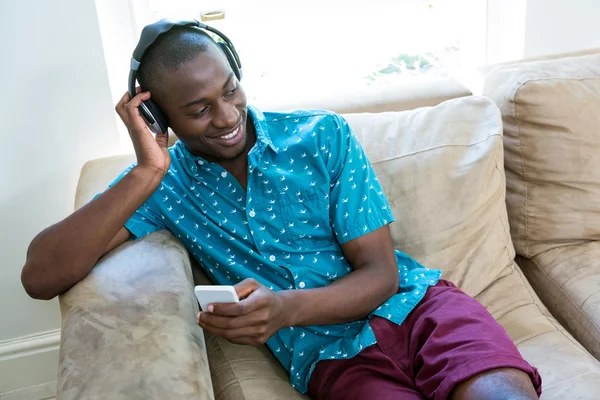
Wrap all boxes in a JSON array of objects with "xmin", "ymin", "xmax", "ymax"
[{"xmin": 449, "ymin": 368, "xmax": 539, "ymax": 400}]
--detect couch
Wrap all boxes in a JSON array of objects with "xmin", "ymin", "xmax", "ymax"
[{"xmin": 56, "ymin": 52, "xmax": 600, "ymax": 399}]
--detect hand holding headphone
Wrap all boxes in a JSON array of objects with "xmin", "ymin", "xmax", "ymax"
[{"xmin": 128, "ymin": 19, "xmax": 243, "ymax": 135}]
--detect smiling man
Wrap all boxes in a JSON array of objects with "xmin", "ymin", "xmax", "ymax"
[{"xmin": 22, "ymin": 21, "xmax": 542, "ymax": 400}]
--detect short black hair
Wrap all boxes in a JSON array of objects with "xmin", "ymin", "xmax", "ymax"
[{"xmin": 137, "ymin": 26, "xmax": 218, "ymax": 99}]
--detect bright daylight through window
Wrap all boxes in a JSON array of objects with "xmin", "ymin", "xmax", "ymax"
[{"xmin": 130, "ymin": 0, "xmax": 487, "ymax": 103}]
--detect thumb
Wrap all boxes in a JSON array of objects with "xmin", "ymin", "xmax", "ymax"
[{"xmin": 234, "ymin": 278, "xmax": 260, "ymax": 300}]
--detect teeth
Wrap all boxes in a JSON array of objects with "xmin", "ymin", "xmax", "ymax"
[{"xmin": 220, "ymin": 127, "xmax": 239, "ymax": 140}]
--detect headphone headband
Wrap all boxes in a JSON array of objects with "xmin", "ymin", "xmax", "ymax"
[
  {"xmin": 128, "ymin": 18, "xmax": 242, "ymax": 134},
  {"xmin": 132, "ymin": 20, "xmax": 206, "ymax": 68}
]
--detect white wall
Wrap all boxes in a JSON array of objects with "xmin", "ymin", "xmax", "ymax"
[
  {"xmin": 0, "ymin": 0, "xmax": 120, "ymax": 394},
  {"xmin": 486, "ymin": 0, "xmax": 600, "ymax": 64},
  {"xmin": 94, "ymin": 0, "xmax": 138, "ymax": 152},
  {"xmin": 486, "ymin": 0, "xmax": 528, "ymax": 64},
  {"xmin": 524, "ymin": 0, "xmax": 600, "ymax": 58}
]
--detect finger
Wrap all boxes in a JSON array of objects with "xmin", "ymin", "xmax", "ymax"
[
  {"xmin": 116, "ymin": 91, "xmax": 131, "ymax": 108},
  {"xmin": 135, "ymin": 86, "xmax": 143, "ymax": 94},
  {"xmin": 211, "ymin": 293, "xmax": 265, "ymax": 316},
  {"xmin": 126, "ymin": 90, "xmax": 151, "ymax": 110},
  {"xmin": 115, "ymin": 91, "xmax": 132, "ymax": 118},
  {"xmin": 123, "ymin": 91, "xmax": 152, "ymax": 132},
  {"xmin": 209, "ymin": 300, "xmax": 246, "ymax": 316},
  {"xmin": 234, "ymin": 278, "xmax": 261, "ymax": 300},
  {"xmin": 198, "ymin": 311, "xmax": 263, "ymax": 330},
  {"xmin": 199, "ymin": 323, "xmax": 266, "ymax": 343}
]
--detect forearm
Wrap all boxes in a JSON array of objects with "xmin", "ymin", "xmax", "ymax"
[
  {"xmin": 279, "ymin": 264, "xmax": 399, "ymax": 327},
  {"xmin": 22, "ymin": 166, "xmax": 163, "ymax": 299}
]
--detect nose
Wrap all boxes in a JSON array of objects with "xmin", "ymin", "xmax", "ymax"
[{"xmin": 212, "ymin": 102, "xmax": 239, "ymax": 129}]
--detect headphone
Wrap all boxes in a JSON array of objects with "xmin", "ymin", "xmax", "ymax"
[{"xmin": 128, "ymin": 19, "xmax": 243, "ymax": 134}]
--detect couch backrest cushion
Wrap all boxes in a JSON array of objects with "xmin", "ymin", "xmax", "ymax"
[
  {"xmin": 484, "ymin": 52, "xmax": 600, "ymax": 258},
  {"xmin": 344, "ymin": 96, "xmax": 513, "ymax": 297}
]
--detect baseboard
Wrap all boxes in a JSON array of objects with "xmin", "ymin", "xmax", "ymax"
[
  {"xmin": 0, "ymin": 330, "xmax": 60, "ymax": 396},
  {"xmin": 0, "ymin": 381, "xmax": 56, "ymax": 400}
]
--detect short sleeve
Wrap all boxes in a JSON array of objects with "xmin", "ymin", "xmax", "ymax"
[
  {"xmin": 326, "ymin": 114, "xmax": 395, "ymax": 244},
  {"xmin": 96, "ymin": 163, "xmax": 166, "ymax": 240}
]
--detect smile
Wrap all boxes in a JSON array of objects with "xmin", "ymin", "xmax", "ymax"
[
  {"xmin": 208, "ymin": 123, "xmax": 245, "ymax": 147},
  {"xmin": 219, "ymin": 126, "xmax": 240, "ymax": 139}
]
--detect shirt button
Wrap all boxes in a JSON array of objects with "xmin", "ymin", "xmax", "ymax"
[
  {"xmin": 269, "ymin": 255, "xmax": 276, "ymax": 262},
  {"xmin": 221, "ymin": 171, "xmax": 228, "ymax": 178},
  {"xmin": 249, "ymin": 210, "xmax": 256, "ymax": 218},
  {"xmin": 299, "ymin": 281, "xmax": 306, "ymax": 289},
  {"xmin": 197, "ymin": 160, "xmax": 204, "ymax": 165}
]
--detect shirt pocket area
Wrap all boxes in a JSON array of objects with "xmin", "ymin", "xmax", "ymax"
[{"xmin": 276, "ymin": 182, "xmax": 335, "ymax": 249}]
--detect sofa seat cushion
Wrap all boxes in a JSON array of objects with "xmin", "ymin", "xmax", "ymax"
[
  {"xmin": 519, "ymin": 241, "xmax": 600, "ymax": 359},
  {"xmin": 476, "ymin": 263, "xmax": 600, "ymax": 399},
  {"xmin": 484, "ymin": 52, "xmax": 600, "ymax": 259},
  {"xmin": 205, "ymin": 332, "xmax": 308, "ymax": 400}
]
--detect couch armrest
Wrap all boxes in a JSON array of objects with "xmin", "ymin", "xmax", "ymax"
[{"xmin": 57, "ymin": 230, "xmax": 215, "ymax": 399}]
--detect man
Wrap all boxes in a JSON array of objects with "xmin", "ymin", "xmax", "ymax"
[{"xmin": 22, "ymin": 25, "xmax": 542, "ymax": 399}]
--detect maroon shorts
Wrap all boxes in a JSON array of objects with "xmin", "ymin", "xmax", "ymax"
[{"xmin": 308, "ymin": 280, "xmax": 542, "ymax": 400}]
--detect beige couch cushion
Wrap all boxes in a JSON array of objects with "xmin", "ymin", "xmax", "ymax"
[
  {"xmin": 519, "ymin": 242, "xmax": 600, "ymax": 359},
  {"xmin": 484, "ymin": 53, "xmax": 600, "ymax": 259},
  {"xmin": 348, "ymin": 96, "xmax": 511, "ymax": 297},
  {"xmin": 484, "ymin": 53, "xmax": 600, "ymax": 360}
]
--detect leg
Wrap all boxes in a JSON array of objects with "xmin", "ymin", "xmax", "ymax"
[
  {"xmin": 398, "ymin": 280, "xmax": 542, "ymax": 400},
  {"xmin": 308, "ymin": 344, "xmax": 425, "ymax": 400},
  {"xmin": 450, "ymin": 368, "xmax": 539, "ymax": 400}
]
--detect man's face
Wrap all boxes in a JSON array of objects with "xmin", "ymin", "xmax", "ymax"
[{"xmin": 157, "ymin": 45, "xmax": 249, "ymax": 163}]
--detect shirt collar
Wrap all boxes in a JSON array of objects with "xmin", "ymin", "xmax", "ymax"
[{"xmin": 248, "ymin": 105, "xmax": 279, "ymax": 154}]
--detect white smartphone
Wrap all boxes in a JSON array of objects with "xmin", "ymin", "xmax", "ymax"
[{"xmin": 194, "ymin": 285, "xmax": 239, "ymax": 312}]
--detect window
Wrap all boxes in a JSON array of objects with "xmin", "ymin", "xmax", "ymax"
[{"xmin": 129, "ymin": 0, "xmax": 487, "ymax": 103}]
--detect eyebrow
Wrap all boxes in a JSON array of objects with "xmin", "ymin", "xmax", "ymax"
[{"xmin": 181, "ymin": 73, "xmax": 234, "ymax": 109}]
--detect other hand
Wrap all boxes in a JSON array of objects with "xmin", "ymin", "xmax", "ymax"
[{"xmin": 197, "ymin": 278, "xmax": 290, "ymax": 346}]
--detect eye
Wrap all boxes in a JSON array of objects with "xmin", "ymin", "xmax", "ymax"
[
  {"xmin": 225, "ymin": 85, "xmax": 238, "ymax": 99},
  {"xmin": 191, "ymin": 106, "xmax": 210, "ymax": 118}
]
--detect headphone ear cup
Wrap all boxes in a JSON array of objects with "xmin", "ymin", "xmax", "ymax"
[
  {"xmin": 141, "ymin": 99, "xmax": 169, "ymax": 134},
  {"xmin": 218, "ymin": 42, "xmax": 242, "ymax": 81}
]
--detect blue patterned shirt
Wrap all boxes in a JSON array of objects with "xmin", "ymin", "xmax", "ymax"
[{"xmin": 107, "ymin": 106, "xmax": 441, "ymax": 393}]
